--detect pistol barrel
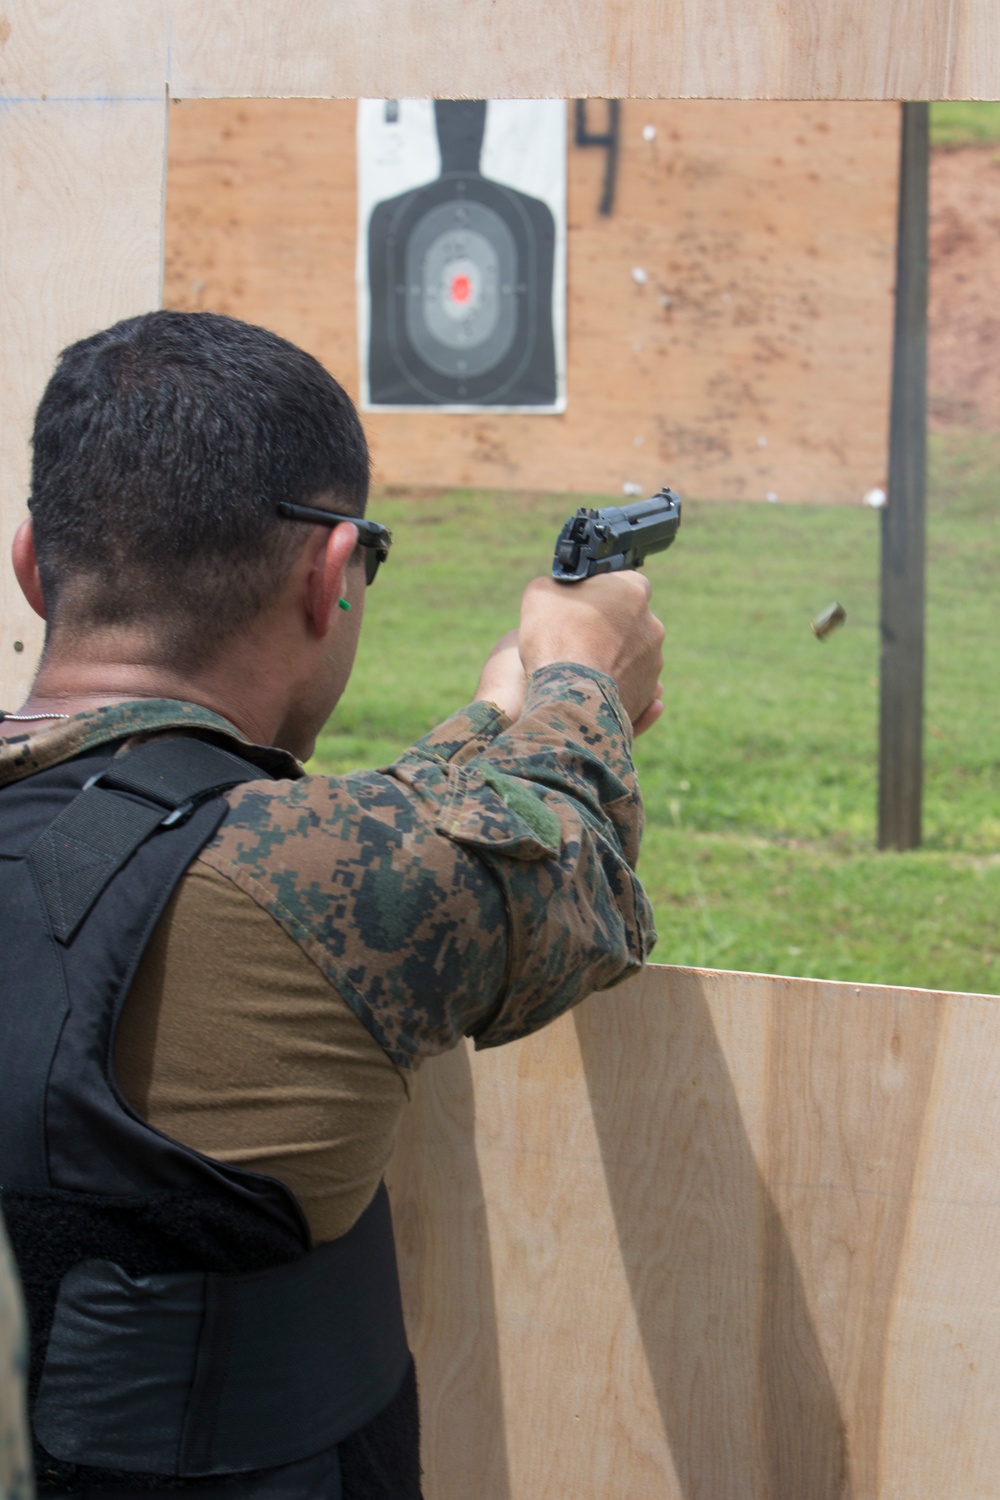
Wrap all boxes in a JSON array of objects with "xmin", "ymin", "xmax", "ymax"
[{"xmin": 552, "ymin": 487, "xmax": 682, "ymax": 582}]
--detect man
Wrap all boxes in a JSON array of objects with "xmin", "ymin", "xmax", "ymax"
[
  {"xmin": 0, "ymin": 1212, "xmax": 32, "ymax": 1500},
  {"xmin": 0, "ymin": 311, "xmax": 663, "ymax": 1498}
]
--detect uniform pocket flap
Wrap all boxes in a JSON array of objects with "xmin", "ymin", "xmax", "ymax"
[{"xmin": 436, "ymin": 765, "xmax": 561, "ymax": 860}]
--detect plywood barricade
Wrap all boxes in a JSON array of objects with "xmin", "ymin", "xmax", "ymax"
[
  {"xmin": 4, "ymin": 1, "xmax": 996, "ymax": 103},
  {"xmin": 163, "ymin": 98, "xmax": 897, "ymax": 505},
  {"xmin": 386, "ymin": 963, "xmax": 1000, "ymax": 1499},
  {"xmin": 0, "ymin": 95, "xmax": 168, "ymax": 705}
]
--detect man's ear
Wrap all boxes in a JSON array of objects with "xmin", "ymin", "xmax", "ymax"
[
  {"xmin": 12, "ymin": 519, "xmax": 47, "ymax": 620},
  {"xmin": 304, "ymin": 520, "xmax": 358, "ymax": 638}
]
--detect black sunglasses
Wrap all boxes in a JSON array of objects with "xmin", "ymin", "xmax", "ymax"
[{"xmin": 276, "ymin": 501, "xmax": 392, "ymax": 586}]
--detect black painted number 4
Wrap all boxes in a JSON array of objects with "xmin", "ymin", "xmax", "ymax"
[{"xmin": 574, "ymin": 99, "xmax": 620, "ymax": 217}]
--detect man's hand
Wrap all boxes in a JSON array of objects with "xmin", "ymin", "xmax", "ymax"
[
  {"xmin": 475, "ymin": 629, "xmax": 526, "ymax": 721},
  {"xmin": 518, "ymin": 573, "xmax": 665, "ymax": 734}
]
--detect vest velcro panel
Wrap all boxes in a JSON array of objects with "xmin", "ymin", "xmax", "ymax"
[{"xmin": 33, "ymin": 1185, "xmax": 409, "ymax": 1477}]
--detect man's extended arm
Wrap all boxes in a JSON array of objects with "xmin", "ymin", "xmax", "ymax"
[
  {"xmin": 391, "ymin": 659, "xmax": 655, "ymax": 1052},
  {"xmin": 203, "ymin": 677, "xmax": 654, "ymax": 1072},
  {"xmin": 201, "ymin": 566, "xmax": 664, "ymax": 1070}
]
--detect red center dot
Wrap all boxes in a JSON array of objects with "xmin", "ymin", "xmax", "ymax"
[{"xmin": 450, "ymin": 274, "xmax": 471, "ymax": 304}]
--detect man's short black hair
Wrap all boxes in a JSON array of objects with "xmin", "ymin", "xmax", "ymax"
[{"xmin": 29, "ymin": 310, "xmax": 370, "ymax": 667}]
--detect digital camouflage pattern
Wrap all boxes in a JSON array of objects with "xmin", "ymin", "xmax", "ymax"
[
  {"xmin": 0, "ymin": 1214, "xmax": 32, "ymax": 1500},
  {"xmin": 0, "ymin": 698, "xmax": 298, "ymax": 784},
  {"xmin": 0, "ymin": 663, "xmax": 655, "ymax": 1070}
]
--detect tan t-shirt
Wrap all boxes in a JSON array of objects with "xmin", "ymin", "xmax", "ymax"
[{"xmin": 115, "ymin": 860, "xmax": 408, "ymax": 1245}]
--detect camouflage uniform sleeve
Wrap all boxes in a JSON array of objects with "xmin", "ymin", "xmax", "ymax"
[
  {"xmin": 201, "ymin": 663, "xmax": 654, "ymax": 1068},
  {"xmin": 389, "ymin": 662, "xmax": 656, "ymax": 1051},
  {"xmin": 399, "ymin": 699, "xmax": 514, "ymax": 767},
  {"xmin": 0, "ymin": 1214, "xmax": 33, "ymax": 1500}
]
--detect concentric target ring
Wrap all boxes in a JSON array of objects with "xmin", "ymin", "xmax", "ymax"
[{"xmin": 404, "ymin": 200, "xmax": 518, "ymax": 379}]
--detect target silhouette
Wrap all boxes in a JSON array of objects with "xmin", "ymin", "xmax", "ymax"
[{"xmin": 366, "ymin": 100, "xmax": 557, "ymax": 407}]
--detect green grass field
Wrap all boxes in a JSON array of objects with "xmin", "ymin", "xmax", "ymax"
[
  {"xmin": 313, "ymin": 434, "xmax": 1000, "ymax": 997},
  {"xmin": 931, "ymin": 101, "xmax": 1000, "ymax": 146}
]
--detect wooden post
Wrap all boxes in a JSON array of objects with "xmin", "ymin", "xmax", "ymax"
[{"xmin": 878, "ymin": 101, "xmax": 929, "ymax": 852}]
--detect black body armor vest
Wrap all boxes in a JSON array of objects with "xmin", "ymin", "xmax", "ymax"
[{"xmin": 0, "ymin": 736, "xmax": 416, "ymax": 1498}]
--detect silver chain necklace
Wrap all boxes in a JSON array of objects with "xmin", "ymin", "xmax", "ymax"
[{"xmin": 1, "ymin": 711, "xmax": 72, "ymax": 722}]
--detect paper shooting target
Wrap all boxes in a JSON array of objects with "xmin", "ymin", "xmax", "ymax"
[{"xmin": 358, "ymin": 100, "xmax": 566, "ymax": 411}]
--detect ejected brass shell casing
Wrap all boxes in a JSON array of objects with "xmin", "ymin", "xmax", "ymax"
[{"xmin": 811, "ymin": 602, "xmax": 847, "ymax": 640}]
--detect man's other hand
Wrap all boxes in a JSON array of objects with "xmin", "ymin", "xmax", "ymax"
[
  {"xmin": 475, "ymin": 629, "xmax": 526, "ymax": 721},
  {"xmin": 518, "ymin": 574, "xmax": 665, "ymax": 735}
]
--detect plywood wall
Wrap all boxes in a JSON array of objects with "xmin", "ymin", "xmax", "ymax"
[
  {"xmin": 5, "ymin": 0, "xmax": 990, "ymax": 103},
  {"xmin": 0, "ymin": 96, "xmax": 167, "ymax": 706},
  {"xmin": 164, "ymin": 98, "xmax": 898, "ymax": 504},
  {"xmin": 386, "ymin": 963, "xmax": 1000, "ymax": 1500},
  {"xmin": 180, "ymin": 0, "xmax": 999, "ymax": 102}
]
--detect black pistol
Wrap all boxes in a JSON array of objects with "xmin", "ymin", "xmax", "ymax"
[{"xmin": 551, "ymin": 487, "xmax": 682, "ymax": 583}]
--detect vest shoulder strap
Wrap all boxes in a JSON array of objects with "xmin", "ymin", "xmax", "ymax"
[{"xmin": 28, "ymin": 736, "xmax": 267, "ymax": 943}]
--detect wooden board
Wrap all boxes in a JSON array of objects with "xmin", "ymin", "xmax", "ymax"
[
  {"xmin": 0, "ymin": 99, "xmax": 168, "ymax": 707},
  {"xmin": 163, "ymin": 98, "xmax": 897, "ymax": 504},
  {"xmin": 2, "ymin": 0, "xmax": 998, "ymax": 103},
  {"xmin": 1, "ymin": 0, "xmax": 997, "ymax": 103},
  {"xmin": 0, "ymin": 2, "xmax": 166, "ymax": 100},
  {"xmin": 167, "ymin": 0, "xmax": 1000, "ymax": 102},
  {"xmin": 386, "ymin": 963, "xmax": 1000, "ymax": 1499}
]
